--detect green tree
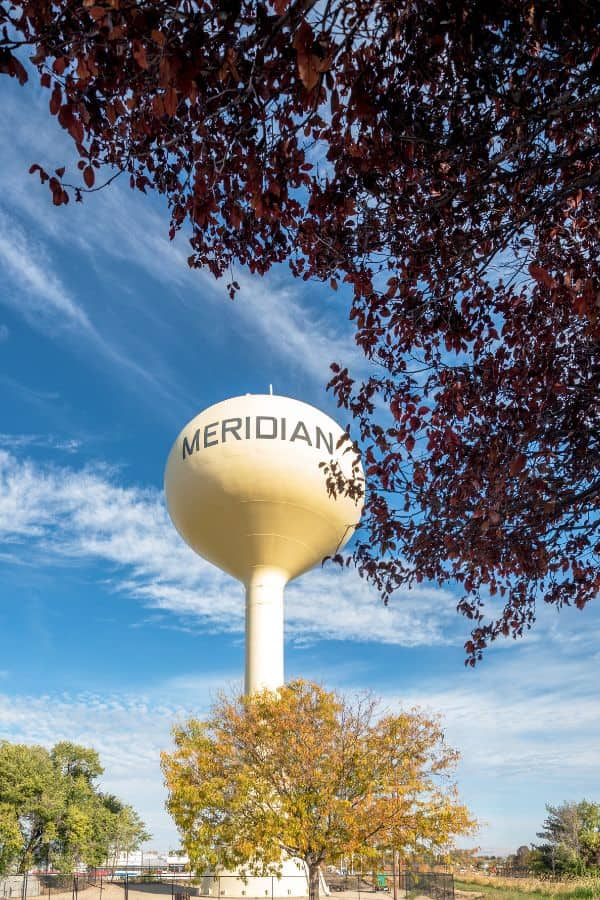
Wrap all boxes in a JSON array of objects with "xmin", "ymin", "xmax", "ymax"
[
  {"xmin": 0, "ymin": 803, "xmax": 22, "ymax": 875},
  {"xmin": 0, "ymin": 741, "xmax": 57, "ymax": 872},
  {"xmin": 535, "ymin": 801, "xmax": 600, "ymax": 875},
  {"xmin": 110, "ymin": 805, "xmax": 151, "ymax": 867},
  {"xmin": 0, "ymin": 740, "xmax": 149, "ymax": 873},
  {"xmin": 51, "ymin": 742, "xmax": 104, "ymax": 782},
  {"xmin": 579, "ymin": 802, "xmax": 600, "ymax": 870},
  {"xmin": 162, "ymin": 681, "xmax": 475, "ymax": 900}
]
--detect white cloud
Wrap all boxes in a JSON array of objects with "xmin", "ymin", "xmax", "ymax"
[
  {"xmin": 286, "ymin": 568, "xmax": 457, "ymax": 646},
  {"xmin": 401, "ymin": 642, "xmax": 600, "ymax": 779},
  {"xmin": 370, "ymin": 635, "xmax": 600, "ymax": 854},
  {"xmin": 0, "ymin": 449, "xmax": 455, "ymax": 647}
]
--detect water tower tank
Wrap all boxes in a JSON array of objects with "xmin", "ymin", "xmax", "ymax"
[{"xmin": 164, "ymin": 393, "xmax": 363, "ymax": 693}]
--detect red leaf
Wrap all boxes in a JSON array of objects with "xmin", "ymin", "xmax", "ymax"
[
  {"xmin": 11, "ymin": 56, "xmax": 28, "ymax": 85},
  {"xmin": 53, "ymin": 57, "xmax": 68, "ymax": 75},
  {"xmin": 509, "ymin": 453, "xmax": 527, "ymax": 475},
  {"xmin": 132, "ymin": 41, "xmax": 149, "ymax": 70},
  {"xmin": 87, "ymin": 6, "xmax": 107, "ymax": 22},
  {"xmin": 293, "ymin": 21, "xmax": 329, "ymax": 91},
  {"xmin": 405, "ymin": 434, "xmax": 415, "ymax": 453},
  {"xmin": 163, "ymin": 87, "xmax": 178, "ymax": 117},
  {"xmin": 83, "ymin": 166, "xmax": 95, "ymax": 188},
  {"xmin": 67, "ymin": 118, "xmax": 84, "ymax": 144},
  {"xmin": 229, "ymin": 205, "xmax": 242, "ymax": 228},
  {"xmin": 49, "ymin": 84, "xmax": 61, "ymax": 115},
  {"xmin": 529, "ymin": 263, "xmax": 555, "ymax": 289}
]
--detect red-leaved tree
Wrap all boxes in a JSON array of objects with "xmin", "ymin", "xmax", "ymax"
[{"xmin": 1, "ymin": 0, "xmax": 599, "ymax": 660}]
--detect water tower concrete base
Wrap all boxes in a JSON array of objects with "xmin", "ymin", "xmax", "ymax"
[{"xmin": 198, "ymin": 858, "xmax": 328, "ymax": 899}]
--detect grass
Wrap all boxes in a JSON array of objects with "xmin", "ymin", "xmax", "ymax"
[{"xmin": 454, "ymin": 874, "xmax": 600, "ymax": 900}]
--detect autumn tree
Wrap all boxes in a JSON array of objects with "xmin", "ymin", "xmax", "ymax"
[
  {"xmin": 1, "ymin": 1, "xmax": 598, "ymax": 659},
  {"xmin": 161, "ymin": 680, "xmax": 475, "ymax": 900},
  {"xmin": 0, "ymin": 740, "xmax": 149, "ymax": 873}
]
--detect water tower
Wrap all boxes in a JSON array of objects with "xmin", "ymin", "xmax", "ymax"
[
  {"xmin": 164, "ymin": 393, "xmax": 363, "ymax": 694},
  {"xmin": 164, "ymin": 393, "xmax": 363, "ymax": 897}
]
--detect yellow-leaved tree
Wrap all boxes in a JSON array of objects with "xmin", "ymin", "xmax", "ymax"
[{"xmin": 161, "ymin": 681, "xmax": 475, "ymax": 900}]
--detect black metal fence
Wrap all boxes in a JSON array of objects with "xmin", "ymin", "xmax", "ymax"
[
  {"xmin": 1, "ymin": 874, "xmax": 100, "ymax": 900},
  {"xmin": 403, "ymin": 872, "xmax": 454, "ymax": 900},
  {"xmin": 326, "ymin": 875, "xmax": 387, "ymax": 893},
  {"xmin": 323, "ymin": 870, "xmax": 454, "ymax": 899},
  {"xmin": 94, "ymin": 872, "xmax": 308, "ymax": 900},
  {"xmin": 2, "ymin": 868, "xmax": 454, "ymax": 900}
]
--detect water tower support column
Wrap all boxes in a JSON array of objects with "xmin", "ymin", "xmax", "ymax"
[{"xmin": 245, "ymin": 567, "xmax": 286, "ymax": 694}]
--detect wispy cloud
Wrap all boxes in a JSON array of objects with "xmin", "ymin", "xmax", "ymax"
[
  {"xmin": 1, "ymin": 81, "xmax": 364, "ymax": 389},
  {"xmin": 0, "ymin": 450, "xmax": 455, "ymax": 647},
  {"xmin": 0, "ymin": 207, "xmax": 196, "ymax": 415},
  {"xmin": 0, "ymin": 433, "xmax": 81, "ymax": 453},
  {"xmin": 0, "ymin": 373, "xmax": 61, "ymax": 405},
  {"xmin": 0, "ymin": 209, "xmax": 93, "ymax": 333}
]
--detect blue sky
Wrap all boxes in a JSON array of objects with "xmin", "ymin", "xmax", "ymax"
[{"xmin": 0, "ymin": 73, "xmax": 598, "ymax": 858}]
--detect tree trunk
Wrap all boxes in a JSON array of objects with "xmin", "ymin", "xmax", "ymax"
[{"xmin": 308, "ymin": 863, "xmax": 320, "ymax": 900}]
